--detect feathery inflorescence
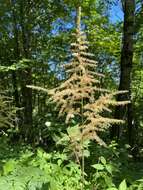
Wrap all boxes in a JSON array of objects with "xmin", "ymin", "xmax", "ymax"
[{"xmin": 48, "ymin": 28, "xmax": 129, "ymax": 148}]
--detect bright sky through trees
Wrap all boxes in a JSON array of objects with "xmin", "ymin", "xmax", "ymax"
[{"xmin": 110, "ymin": 2, "xmax": 123, "ymax": 23}]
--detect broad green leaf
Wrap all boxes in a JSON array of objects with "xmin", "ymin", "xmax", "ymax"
[
  {"xmin": 119, "ymin": 180, "xmax": 127, "ymax": 190},
  {"xmin": 67, "ymin": 125, "xmax": 80, "ymax": 140},
  {"xmin": 83, "ymin": 149, "xmax": 90, "ymax": 157},
  {"xmin": 100, "ymin": 156, "xmax": 106, "ymax": 165},
  {"xmin": 92, "ymin": 164, "xmax": 104, "ymax": 170},
  {"xmin": 3, "ymin": 160, "xmax": 17, "ymax": 175},
  {"xmin": 106, "ymin": 164, "xmax": 112, "ymax": 174}
]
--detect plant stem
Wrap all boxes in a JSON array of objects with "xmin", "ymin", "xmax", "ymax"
[{"xmin": 76, "ymin": 6, "xmax": 84, "ymax": 190}]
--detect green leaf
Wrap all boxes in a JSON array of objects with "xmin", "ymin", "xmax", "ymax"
[
  {"xmin": 56, "ymin": 134, "xmax": 70, "ymax": 145},
  {"xmin": 100, "ymin": 156, "xmax": 106, "ymax": 165},
  {"xmin": 67, "ymin": 125, "xmax": 80, "ymax": 140},
  {"xmin": 57, "ymin": 159, "xmax": 62, "ymax": 166},
  {"xmin": 106, "ymin": 164, "xmax": 112, "ymax": 174},
  {"xmin": 3, "ymin": 160, "xmax": 17, "ymax": 175},
  {"xmin": 50, "ymin": 179, "xmax": 59, "ymax": 190},
  {"xmin": 83, "ymin": 149, "xmax": 90, "ymax": 158},
  {"xmin": 92, "ymin": 164, "xmax": 104, "ymax": 170},
  {"xmin": 119, "ymin": 180, "xmax": 127, "ymax": 190}
]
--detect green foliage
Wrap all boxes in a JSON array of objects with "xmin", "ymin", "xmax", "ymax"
[
  {"xmin": 0, "ymin": 147, "xmax": 85, "ymax": 190},
  {"xmin": 0, "ymin": 59, "xmax": 32, "ymax": 72},
  {"xmin": 0, "ymin": 141, "xmax": 143, "ymax": 190}
]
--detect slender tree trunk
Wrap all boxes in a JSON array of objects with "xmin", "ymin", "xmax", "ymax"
[
  {"xmin": 20, "ymin": 0, "xmax": 33, "ymax": 140},
  {"xmin": 11, "ymin": 0, "xmax": 21, "ymax": 127},
  {"xmin": 111, "ymin": 0, "xmax": 135, "ymax": 144}
]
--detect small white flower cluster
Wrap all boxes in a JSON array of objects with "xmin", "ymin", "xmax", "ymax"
[{"xmin": 45, "ymin": 121, "xmax": 51, "ymax": 127}]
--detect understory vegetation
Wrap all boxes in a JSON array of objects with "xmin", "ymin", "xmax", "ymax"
[
  {"xmin": 0, "ymin": 139, "xmax": 143, "ymax": 190},
  {"xmin": 0, "ymin": 0, "xmax": 143, "ymax": 190}
]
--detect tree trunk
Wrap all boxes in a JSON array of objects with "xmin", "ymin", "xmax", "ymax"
[
  {"xmin": 20, "ymin": 0, "xmax": 33, "ymax": 140},
  {"xmin": 111, "ymin": 0, "xmax": 135, "ymax": 144},
  {"xmin": 11, "ymin": 0, "xmax": 21, "ymax": 125}
]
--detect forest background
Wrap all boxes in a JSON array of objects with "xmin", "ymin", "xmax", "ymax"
[{"xmin": 0, "ymin": 0, "xmax": 143, "ymax": 189}]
